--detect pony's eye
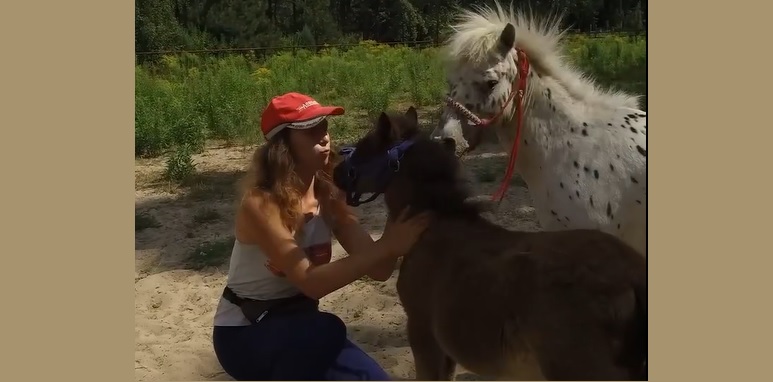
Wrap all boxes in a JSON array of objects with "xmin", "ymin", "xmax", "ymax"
[{"xmin": 486, "ymin": 79, "xmax": 499, "ymax": 89}]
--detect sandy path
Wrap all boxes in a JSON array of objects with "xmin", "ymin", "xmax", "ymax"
[{"xmin": 135, "ymin": 140, "xmax": 541, "ymax": 381}]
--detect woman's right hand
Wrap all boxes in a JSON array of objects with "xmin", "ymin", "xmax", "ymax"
[{"xmin": 379, "ymin": 207, "xmax": 433, "ymax": 258}]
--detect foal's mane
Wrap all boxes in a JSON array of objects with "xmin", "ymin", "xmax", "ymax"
[
  {"xmin": 444, "ymin": 0, "xmax": 640, "ymax": 109},
  {"xmin": 383, "ymin": 112, "xmax": 484, "ymax": 219}
]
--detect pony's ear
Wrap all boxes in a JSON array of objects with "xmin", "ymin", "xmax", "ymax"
[
  {"xmin": 498, "ymin": 23, "xmax": 516, "ymax": 52},
  {"xmin": 405, "ymin": 106, "xmax": 418, "ymax": 125},
  {"xmin": 376, "ymin": 111, "xmax": 394, "ymax": 142}
]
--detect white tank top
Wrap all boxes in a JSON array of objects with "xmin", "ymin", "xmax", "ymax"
[{"xmin": 213, "ymin": 207, "xmax": 333, "ymax": 326}]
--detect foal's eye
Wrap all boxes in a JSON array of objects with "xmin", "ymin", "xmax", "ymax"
[{"xmin": 486, "ymin": 79, "xmax": 499, "ymax": 89}]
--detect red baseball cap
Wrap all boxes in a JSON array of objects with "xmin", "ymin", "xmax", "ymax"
[{"xmin": 260, "ymin": 92, "xmax": 345, "ymax": 139}]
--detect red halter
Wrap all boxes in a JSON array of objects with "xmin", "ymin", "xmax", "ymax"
[{"xmin": 444, "ymin": 48, "xmax": 531, "ymax": 202}]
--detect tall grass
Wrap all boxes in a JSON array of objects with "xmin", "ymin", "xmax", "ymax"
[
  {"xmin": 564, "ymin": 34, "xmax": 646, "ymax": 101},
  {"xmin": 135, "ymin": 35, "xmax": 646, "ymax": 181}
]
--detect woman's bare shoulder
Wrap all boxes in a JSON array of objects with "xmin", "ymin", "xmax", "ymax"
[
  {"xmin": 236, "ymin": 189, "xmax": 284, "ymax": 241},
  {"xmin": 239, "ymin": 189, "xmax": 278, "ymax": 217}
]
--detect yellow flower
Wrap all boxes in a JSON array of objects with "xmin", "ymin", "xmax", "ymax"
[
  {"xmin": 251, "ymin": 67, "xmax": 271, "ymax": 80},
  {"xmin": 161, "ymin": 55, "xmax": 180, "ymax": 70}
]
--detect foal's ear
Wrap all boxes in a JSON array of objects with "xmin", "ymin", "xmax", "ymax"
[
  {"xmin": 498, "ymin": 23, "xmax": 516, "ymax": 52},
  {"xmin": 405, "ymin": 106, "xmax": 418, "ymax": 125},
  {"xmin": 376, "ymin": 111, "xmax": 394, "ymax": 142}
]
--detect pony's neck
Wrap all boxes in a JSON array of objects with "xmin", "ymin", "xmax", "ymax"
[{"xmin": 494, "ymin": 69, "xmax": 590, "ymax": 185}]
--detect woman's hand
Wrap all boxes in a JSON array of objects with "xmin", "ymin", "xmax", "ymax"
[{"xmin": 379, "ymin": 207, "xmax": 433, "ymax": 258}]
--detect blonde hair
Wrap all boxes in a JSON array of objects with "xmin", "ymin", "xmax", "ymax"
[{"xmin": 238, "ymin": 128, "xmax": 341, "ymax": 232}]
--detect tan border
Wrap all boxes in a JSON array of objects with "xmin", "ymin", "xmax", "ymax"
[
  {"xmin": 1, "ymin": 0, "xmax": 137, "ymax": 379},
  {"xmin": 644, "ymin": 0, "xmax": 766, "ymax": 381},
  {"xmin": 0, "ymin": 0, "xmax": 741, "ymax": 380}
]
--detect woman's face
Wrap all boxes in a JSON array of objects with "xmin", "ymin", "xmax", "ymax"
[{"xmin": 288, "ymin": 118, "xmax": 331, "ymax": 172}]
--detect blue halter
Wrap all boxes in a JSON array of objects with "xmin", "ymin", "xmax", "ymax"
[{"xmin": 337, "ymin": 139, "xmax": 416, "ymax": 207}]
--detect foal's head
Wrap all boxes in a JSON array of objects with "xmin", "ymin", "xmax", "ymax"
[{"xmin": 333, "ymin": 106, "xmax": 482, "ymax": 219}]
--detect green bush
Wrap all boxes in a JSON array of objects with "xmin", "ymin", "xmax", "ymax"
[{"xmin": 165, "ymin": 144, "xmax": 196, "ymax": 183}]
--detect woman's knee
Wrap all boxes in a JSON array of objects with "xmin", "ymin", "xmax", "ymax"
[
  {"xmin": 315, "ymin": 311, "xmax": 347, "ymax": 335},
  {"xmin": 291, "ymin": 311, "xmax": 348, "ymax": 350}
]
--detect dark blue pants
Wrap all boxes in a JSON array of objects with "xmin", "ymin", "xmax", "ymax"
[{"xmin": 212, "ymin": 311, "xmax": 391, "ymax": 380}]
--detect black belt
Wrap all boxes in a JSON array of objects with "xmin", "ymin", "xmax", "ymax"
[{"xmin": 222, "ymin": 286, "xmax": 319, "ymax": 324}]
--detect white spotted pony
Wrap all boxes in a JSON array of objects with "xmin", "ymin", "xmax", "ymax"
[{"xmin": 431, "ymin": 1, "xmax": 648, "ymax": 257}]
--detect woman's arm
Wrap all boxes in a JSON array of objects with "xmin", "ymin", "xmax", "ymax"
[
  {"xmin": 324, "ymin": 192, "xmax": 397, "ymax": 281},
  {"xmin": 243, "ymin": 194, "xmax": 397, "ymax": 300}
]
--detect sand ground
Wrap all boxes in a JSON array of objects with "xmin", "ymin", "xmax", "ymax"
[{"xmin": 135, "ymin": 138, "xmax": 541, "ymax": 381}]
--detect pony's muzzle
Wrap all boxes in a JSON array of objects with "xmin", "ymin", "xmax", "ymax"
[
  {"xmin": 466, "ymin": 127, "xmax": 484, "ymax": 153},
  {"xmin": 453, "ymin": 138, "xmax": 471, "ymax": 158},
  {"xmin": 433, "ymin": 133, "xmax": 469, "ymax": 156}
]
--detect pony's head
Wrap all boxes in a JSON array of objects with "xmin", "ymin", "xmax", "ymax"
[
  {"xmin": 333, "ymin": 107, "xmax": 481, "ymax": 218},
  {"xmin": 430, "ymin": 2, "xmax": 563, "ymax": 155},
  {"xmin": 431, "ymin": 11, "xmax": 523, "ymax": 155}
]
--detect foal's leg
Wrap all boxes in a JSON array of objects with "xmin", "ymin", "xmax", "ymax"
[{"xmin": 407, "ymin": 318, "xmax": 456, "ymax": 380}]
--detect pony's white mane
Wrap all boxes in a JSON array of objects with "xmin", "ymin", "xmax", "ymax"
[{"xmin": 443, "ymin": 1, "xmax": 640, "ymax": 109}]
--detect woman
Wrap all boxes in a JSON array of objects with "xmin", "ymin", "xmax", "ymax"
[{"xmin": 212, "ymin": 92, "xmax": 431, "ymax": 381}]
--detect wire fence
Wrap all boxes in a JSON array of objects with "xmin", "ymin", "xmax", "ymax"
[
  {"xmin": 135, "ymin": 39, "xmax": 437, "ymax": 56},
  {"xmin": 135, "ymin": 30, "xmax": 645, "ymax": 58}
]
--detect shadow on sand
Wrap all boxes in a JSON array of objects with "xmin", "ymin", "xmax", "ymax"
[{"xmin": 134, "ymin": 140, "xmax": 533, "ymax": 278}]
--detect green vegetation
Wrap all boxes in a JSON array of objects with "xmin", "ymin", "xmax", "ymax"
[
  {"xmin": 136, "ymin": 34, "xmax": 645, "ymax": 182},
  {"xmin": 187, "ymin": 236, "xmax": 236, "ymax": 269}
]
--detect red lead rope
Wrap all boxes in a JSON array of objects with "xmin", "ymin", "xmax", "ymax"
[
  {"xmin": 444, "ymin": 48, "xmax": 531, "ymax": 203},
  {"xmin": 492, "ymin": 49, "xmax": 530, "ymax": 202}
]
